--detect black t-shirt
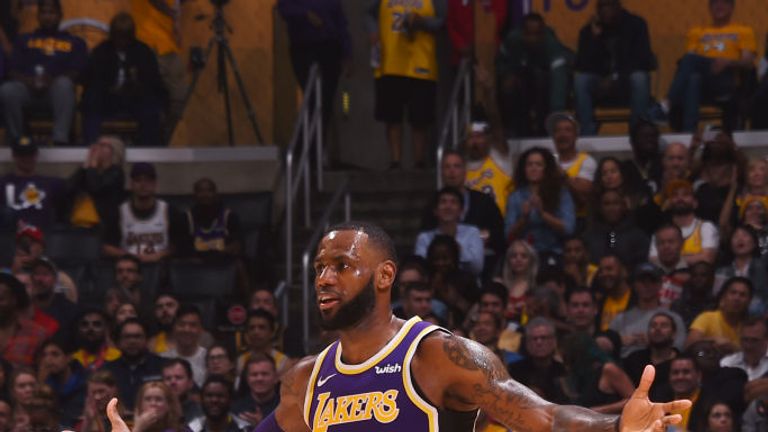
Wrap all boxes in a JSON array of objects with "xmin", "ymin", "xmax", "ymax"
[
  {"xmin": 508, "ymin": 357, "xmax": 568, "ymax": 404},
  {"xmin": 622, "ymin": 348, "xmax": 676, "ymax": 401}
]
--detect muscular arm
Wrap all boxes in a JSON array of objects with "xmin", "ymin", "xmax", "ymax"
[{"xmin": 273, "ymin": 356, "xmax": 315, "ymax": 432}]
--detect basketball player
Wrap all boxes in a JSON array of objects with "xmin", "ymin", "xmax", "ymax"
[{"xmin": 100, "ymin": 222, "xmax": 692, "ymax": 432}]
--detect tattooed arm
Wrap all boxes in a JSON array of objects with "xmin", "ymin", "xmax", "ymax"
[
  {"xmin": 412, "ymin": 333, "xmax": 691, "ymax": 432},
  {"xmin": 271, "ymin": 355, "xmax": 317, "ymax": 432}
]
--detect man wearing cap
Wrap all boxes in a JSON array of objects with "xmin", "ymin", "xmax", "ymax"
[
  {"xmin": 608, "ymin": 262, "xmax": 687, "ymax": 358},
  {"xmin": 548, "ymin": 112, "xmax": 596, "ymax": 218},
  {"xmin": 103, "ymin": 162, "xmax": 186, "ymax": 262},
  {"xmin": 649, "ymin": 180, "xmax": 719, "ymax": 266},
  {"xmin": 464, "ymin": 116, "xmax": 513, "ymax": 216},
  {"xmin": 0, "ymin": 137, "xmax": 67, "ymax": 232},
  {"xmin": 0, "ymin": 272, "xmax": 48, "ymax": 367},
  {"xmin": 29, "ymin": 256, "xmax": 79, "ymax": 335},
  {"xmin": 0, "ymin": 0, "xmax": 87, "ymax": 145}
]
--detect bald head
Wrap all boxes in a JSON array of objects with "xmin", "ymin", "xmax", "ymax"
[{"xmin": 662, "ymin": 142, "xmax": 689, "ymax": 179}]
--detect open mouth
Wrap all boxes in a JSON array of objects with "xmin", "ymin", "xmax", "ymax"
[{"xmin": 318, "ymin": 296, "xmax": 340, "ymax": 310}]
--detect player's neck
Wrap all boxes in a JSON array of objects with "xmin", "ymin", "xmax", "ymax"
[{"xmin": 338, "ymin": 311, "xmax": 399, "ymax": 365}]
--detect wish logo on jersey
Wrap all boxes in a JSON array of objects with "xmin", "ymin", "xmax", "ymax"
[{"xmin": 312, "ymin": 390, "xmax": 400, "ymax": 432}]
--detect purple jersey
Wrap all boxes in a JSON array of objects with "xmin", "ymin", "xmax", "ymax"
[{"xmin": 305, "ymin": 317, "xmax": 445, "ymax": 432}]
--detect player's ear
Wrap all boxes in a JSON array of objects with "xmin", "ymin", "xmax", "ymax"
[{"xmin": 377, "ymin": 260, "xmax": 397, "ymax": 292}]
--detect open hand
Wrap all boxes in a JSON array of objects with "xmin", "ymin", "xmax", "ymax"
[{"xmin": 620, "ymin": 365, "xmax": 691, "ymax": 432}]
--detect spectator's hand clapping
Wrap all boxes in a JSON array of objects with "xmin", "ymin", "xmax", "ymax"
[{"xmin": 240, "ymin": 407, "xmax": 264, "ymax": 426}]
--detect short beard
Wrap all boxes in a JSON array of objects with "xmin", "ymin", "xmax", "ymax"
[
  {"xmin": 319, "ymin": 277, "xmax": 376, "ymax": 331},
  {"xmin": 649, "ymin": 338, "xmax": 673, "ymax": 350}
]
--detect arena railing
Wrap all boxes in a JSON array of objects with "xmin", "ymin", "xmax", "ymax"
[{"xmin": 436, "ymin": 57, "xmax": 472, "ymax": 187}]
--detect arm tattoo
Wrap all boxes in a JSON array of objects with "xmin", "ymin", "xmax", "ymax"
[{"xmin": 442, "ymin": 336, "xmax": 619, "ymax": 432}]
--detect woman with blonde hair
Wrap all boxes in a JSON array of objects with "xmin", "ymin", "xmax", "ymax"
[
  {"xmin": 497, "ymin": 240, "xmax": 538, "ymax": 322},
  {"xmin": 132, "ymin": 381, "xmax": 188, "ymax": 432},
  {"xmin": 68, "ymin": 135, "xmax": 126, "ymax": 228}
]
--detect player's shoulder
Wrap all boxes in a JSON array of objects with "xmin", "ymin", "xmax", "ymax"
[
  {"xmin": 415, "ymin": 330, "xmax": 495, "ymax": 371},
  {"xmin": 282, "ymin": 354, "xmax": 320, "ymax": 396}
]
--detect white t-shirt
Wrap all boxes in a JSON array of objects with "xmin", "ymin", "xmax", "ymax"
[
  {"xmin": 161, "ymin": 346, "xmax": 207, "ymax": 387},
  {"xmin": 559, "ymin": 152, "xmax": 597, "ymax": 181},
  {"xmin": 649, "ymin": 218, "xmax": 719, "ymax": 258}
]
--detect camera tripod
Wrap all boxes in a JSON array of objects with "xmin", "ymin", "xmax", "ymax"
[{"xmin": 185, "ymin": 2, "xmax": 264, "ymax": 145}]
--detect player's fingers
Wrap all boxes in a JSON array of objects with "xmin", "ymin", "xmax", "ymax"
[
  {"xmin": 107, "ymin": 398, "xmax": 130, "ymax": 432},
  {"xmin": 659, "ymin": 399, "xmax": 692, "ymax": 413},
  {"xmin": 662, "ymin": 414, "xmax": 684, "ymax": 425},
  {"xmin": 634, "ymin": 364, "xmax": 656, "ymax": 398},
  {"xmin": 651, "ymin": 419, "xmax": 663, "ymax": 432}
]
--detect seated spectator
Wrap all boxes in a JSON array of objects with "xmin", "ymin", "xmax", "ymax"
[
  {"xmin": 470, "ymin": 311, "xmax": 520, "ymax": 367},
  {"xmin": 719, "ymin": 317, "xmax": 768, "ymax": 381},
  {"xmin": 237, "ymin": 310, "xmax": 293, "ymax": 377},
  {"xmin": 565, "ymin": 288, "xmax": 599, "ymax": 336},
  {"xmin": 548, "ymin": 113, "xmax": 595, "ymax": 218},
  {"xmin": 686, "ymin": 341, "xmax": 747, "ymax": 426},
  {"xmin": 162, "ymin": 358, "xmax": 202, "ymax": 423},
  {"xmin": 248, "ymin": 288, "xmax": 302, "ymax": 358},
  {"xmin": 687, "ymin": 276, "xmax": 752, "ymax": 354},
  {"xmin": 583, "ymin": 189, "xmax": 650, "ymax": 271},
  {"xmin": 0, "ymin": 0, "xmax": 86, "ymax": 146},
  {"xmin": 184, "ymin": 178, "xmax": 243, "ymax": 262},
  {"xmin": 623, "ymin": 120, "xmax": 662, "ymax": 195},
  {"xmin": 0, "ymin": 273, "xmax": 48, "ymax": 368},
  {"xmin": 133, "ymin": 381, "xmax": 186, "ymax": 432},
  {"xmin": 650, "ymin": 180, "xmax": 719, "ymax": 265},
  {"xmin": 722, "ymin": 158, "xmax": 768, "ymax": 240},
  {"xmin": 716, "ymin": 225, "xmax": 768, "ymax": 315},
  {"xmin": 233, "ymin": 354, "xmax": 280, "ymax": 428},
  {"xmin": 415, "ymin": 187, "xmax": 484, "ymax": 276},
  {"xmin": 11, "ymin": 268, "xmax": 58, "ymax": 338},
  {"xmin": 71, "ymin": 309, "xmax": 120, "ymax": 372},
  {"xmin": 525, "ymin": 286, "xmax": 569, "ymax": 334},
  {"xmin": 36, "ymin": 339, "xmax": 87, "ymax": 427},
  {"xmin": 650, "ymin": 142, "xmax": 691, "ymax": 203},
  {"xmin": 693, "ymin": 131, "xmax": 746, "ymax": 226},
  {"xmin": 12, "ymin": 224, "xmax": 78, "ymax": 303},
  {"xmin": 702, "ymin": 401, "xmax": 736, "ymax": 432},
  {"xmin": 25, "ymin": 386, "xmax": 60, "ymax": 432},
  {"xmin": 0, "ymin": 400, "xmax": 10, "ymax": 432},
  {"xmin": 76, "ymin": 370, "xmax": 120, "ymax": 432},
  {"xmin": 81, "ymin": 12, "xmax": 164, "ymax": 147},
  {"xmin": 205, "ymin": 343, "xmax": 236, "ymax": 383},
  {"xmin": 595, "ymin": 156, "xmax": 660, "ymax": 225},
  {"xmin": 475, "ymin": 282, "xmax": 522, "ymax": 354},
  {"xmin": 425, "ymin": 236, "xmax": 477, "ymax": 327},
  {"xmin": 103, "ymin": 162, "xmax": 187, "ymax": 262},
  {"xmin": 149, "ymin": 293, "xmax": 180, "ymax": 354},
  {"xmin": 572, "ymin": 0, "xmax": 654, "ymax": 135},
  {"xmin": 594, "ymin": 255, "xmax": 633, "ymax": 331},
  {"xmin": 505, "ymin": 147, "xmax": 575, "ymax": 257},
  {"xmin": 393, "ymin": 282, "xmax": 435, "ymax": 321},
  {"xmin": 622, "ymin": 312, "xmax": 679, "ymax": 400},
  {"xmin": 67, "ymin": 136, "xmax": 126, "ymax": 229},
  {"xmin": 497, "ymin": 240, "xmax": 538, "ymax": 322},
  {"xmin": 740, "ymin": 195, "xmax": 768, "ymax": 257},
  {"xmin": 464, "ymin": 116, "xmax": 513, "ymax": 216},
  {"xmin": 161, "ymin": 306, "xmax": 208, "ymax": 387},
  {"xmin": 423, "ymin": 150, "xmax": 505, "ymax": 273},
  {"xmin": 111, "ymin": 254, "xmax": 151, "ymax": 317},
  {"xmin": 672, "ymin": 261, "xmax": 717, "ymax": 328},
  {"xmin": 103, "ymin": 319, "xmax": 165, "ymax": 411},
  {"xmin": 29, "ymin": 257, "xmax": 79, "ymax": 336},
  {"xmin": 114, "ymin": 302, "xmax": 139, "ymax": 326},
  {"xmin": 0, "ymin": 138, "xmax": 67, "ymax": 233},
  {"xmin": 8, "ymin": 368, "xmax": 38, "ymax": 427},
  {"xmin": 743, "ymin": 398, "xmax": 768, "ymax": 431},
  {"xmin": 496, "ymin": 13, "xmax": 571, "ymax": 137},
  {"xmin": 665, "ymin": 355, "xmax": 712, "ymax": 431},
  {"xmin": 189, "ymin": 376, "xmax": 248, "ymax": 432},
  {"xmin": 608, "ymin": 263, "xmax": 686, "ymax": 358},
  {"xmin": 648, "ymin": 0, "xmax": 756, "ymax": 131},
  {"xmin": 651, "ymin": 223, "xmax": 689, "ymax": 281},
  {"xmin": 508, "ymin": 318, "xmax": 567, "ymax": 403},
  {"xmin": 562, "ymin": 236, "xmax": 598, "ymax": 288},
  {"xmin": 560, "ymin": 332, "xmax": 634, "ymax": 413}
]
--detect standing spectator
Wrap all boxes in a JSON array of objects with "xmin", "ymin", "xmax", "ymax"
[
  {"xmin": 446, "ymin": 0, "xmax": 506, "ymax": 66},
  {"xmin": 29, "ymin": 257, "xmax": 78, "ymax": 335},
  {"xmin": 161, "ymin": 306, "xmax": 208, "ymax": 387},
  {"xmin": 687, "ymin": 276, "xmax": 752, "ymax": 354},
  {"xmin": 76, "ymin": 371, "xmax": 119, "ymax": 432},
  {"xmin": 505, "ymin": 147, "xmax": 575, "ymax": 256},
  {"xmin": 0, "ymin": 0, "xmax": 86, "ymax": 146},
  {"xmin": 463, "ymin": 116, "xmax": 513, "ymax": 219},
  {"xmin": 0, "ymin": 273, "xmax": 47, "ymax": 367},
  {"xmin": 716, "ymin": 225, "xmax": 768, "ymax": 315},
  {"xmin": 132, "ymin": 381, "xmax": 187, "ymax": 432},
  {"xmin": 672, "ymin": 261, "xmax": 717, "ymax": 328},
  {"xmin": 183, "ymin": 178, "xmax": 242, "ymax": 262},
  {"xmin": 132, "ymin": 0, "xmax": 187, "ymax": 134},
  {"xmin": 0, "ymin": 137, "xmax": 67, "ymax": 232},
  {"xmin": 415, "ymin": 187, "xmax": 484, "ymax": 276},
  {"xmin": 594, "ymin": 255, "xmax": 633, "ymax": 332},
  {"xmin": 548, "ymin": 113, "xmax": 596, "ymax": 218},
  {"xmin": 496, "ymin": 13, "xmax": 571, "ymax": 137},
  {"xmin": 103, "ymin": 319, "xmax": 165, "ymax": 411},
  {"xmin": 366, "ymin": 0, "xmax": 445, "ymax": 169},
  {"xmin": 622, "ymin": 312, "xmax": 679, "ymax": 400},
  {"xmin": 103, "ymin": 162, "xmax": 187, "ymax": 262},
  {"xmin": 232, "ymin": 354, "xmax": 280, "ymax": 428},
  {"xmin": 80, "ymin": 13, "xmax": 164, "ymax": 147},
  {"xmin": 67, "ymin": 136, "xmax": 126, "ymax": 229},
  {"xmin": 189, "ymin": 376, "xmax": 247, "ymax": 432},
  {"xmin": 719, "ymin": 317, "xmax": 768, "ymax": 381},
  {"xmin": 507, "ymin": 317, "xmax": 568, "ymax": 403},
  {"xmin": 497, "ymin": 240, "xmax": 538, "ymax": 322},
  {"xmin": 70, "ymin": 309, "xmax": 121, "ymax": 372},
  {"xmin": 573, "ymin": 0, "xmax": 654, "ymax": 135},
  {"xmin": 648, "ymin": 0, "xmax": 756, "ymax": 132},
  {"xmin": 36, "ymin": 339, "xmax": 87, "ymax": 428},
  {"xmin": 277, "ymin": 0, "xmax": 351, "ymax": 136},
  {"xmin": 162, "ymin": 358, "xmax": 202, "ymax": 423}
]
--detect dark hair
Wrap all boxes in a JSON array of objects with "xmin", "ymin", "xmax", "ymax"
[
  {"xmin": 593, "ymin": 157, "xmax": 625, "ymax": 190},
  {"xmin": 522, "ymin": 12, "xmax": 545, "ymax": 25},
  {"xmin": 442, "ymin": 149, "xmax": 465, "ymax": 164},
  {"xmin": 116, "ymin": 318, "xmax": 147, "ymax": 341},
  {"xmin": 193, "ymin": 177, "xmax": 217, "ymax": 193},
  {"xmin": 537, "ymin": 266, "xmax": 578, "ymax": 292},
  {"xmin": 34, "ymin": 339, "xmax": 68, "ymax": 366},
  {"xmin": 565, "ymin": 287, "xmax": 596, "ymax": 304},
  {"xmin": 701, "ymin": 400, "xmax": 736, "ymax": 432},
  {"xmin": 671, "ymin": 354, "xmax": 701, "ymax": 372},
  {"xmin": 629, "ymin": 119, "xmax": 660, "ymax": 146},
  {"xmin": 514, "ymin": 147, "xmax": 563, "ymax": 213},
  {"xmin": 87, "ymin": 370, "xmax": 117, "ymax": 387},
  {"xmin": 115, "ymin": 254, "xmax": 141, "ymax": 270},
  {"xmin": 741, "ymin": 316, "xmax": 768, "ymax": 334},
  {"xmin": 649, "ymin": 311, "xmax": 677, "ymax": 332},
  {"xmin": 716, "ymin": 276, "xmax": 754, "ymax": 304},
  {"xmin": 201, "ymin": 375, "xmax": 234, "ymax": 397},
  {"xmin": 206, "ymin": 342, "xmax": 235, "ymax": 365},
  {"xmin": 403, "ymin": 281, "xmax": 431, "ymax": 297},
  {"xmin": 655, "ymin": 222, "xmax": 683, "ymax": 241},
  {"xmin": 475, "ymin": 310, "xmax": 503, "ymax": 331},
  {"xmin": 247, "ymin": 308, "xmax": 276, "ymax": 331},
  {"xmin": 37, "ymin": 0, "xmax": 61, "ymax": 12},
  {"xmin": 109, "ymin": 12, "xmax": 135, "ymax": 39},
  {"xmin": 174, "ymin": 304, "xmax": 203, "ymax": 326},
  {"xmin": 398, "ymin": 255, "xmax": 428, "ymax": 279},
  {"xmin": 435, "ymin": 186, "xmax": 464, "ymax": 209},
  {"xmin": 426, "ymin": 235, "xmax": 460, "ymax": 269},
  {"xmin": 727, "ymin": 224, "xmax": 760, "ymax": 260},
  {"xmin": 163, "ymin": 358, "xmax": 194, "ymax": 380},
  {"xmin": 155, "ymin": 293, "xmax": 180, "ymax": 303},
  {"xmin": 479, "ymin": 282, "xmax": 508, "ymax": 309},
  {"xmin": 325, "ymin": 222, "xmax": 398, "ymax": 264}
]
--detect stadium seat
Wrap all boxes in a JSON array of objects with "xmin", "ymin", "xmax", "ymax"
[{"xmin": 45, "ymin": 228, "xmax": 101, "ymax": 265}]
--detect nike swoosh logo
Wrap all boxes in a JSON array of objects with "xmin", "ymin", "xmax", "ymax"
[{"xmin": 317, "ymin": 373, "xmax": 337, "ymax": 387}]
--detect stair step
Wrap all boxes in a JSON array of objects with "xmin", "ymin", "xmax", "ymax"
[{"xmin": 324, "ymin": 170, "xmax": 436, "ymax": 192}]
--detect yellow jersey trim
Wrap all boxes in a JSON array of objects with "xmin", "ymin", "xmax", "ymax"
[
  {"xmin": 334, "ymin": 316, "xmax": 421, "ymax": 375},
  {"xmin": 403, "ymin": 324, "xmax": 441, "ymax": 432},
  {"xmin": 303, "ymin": 344, "xmax": 333, "ymax": 427}
]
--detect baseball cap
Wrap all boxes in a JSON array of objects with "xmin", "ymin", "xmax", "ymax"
[
  {"xmin": 130, "ymin": 162, "xmax": 157, "ymax": 180},
  {"xmin": 16, "ymin": 222, "xmax": 44, "ymax": 244},
  {"xmin": 31, "ymin": 256, "xmax": 57, "ymax": 274},
  {"xmin": 634, "ymin": 262, "xmax": 664, "ymax": 281},
  {"xmin": 545, "ymin": 112, "xmax": 580, "ymax": 136},
  {"xmin": 11, "ymin": 136, "xmax": 39, "ymax": 156}
]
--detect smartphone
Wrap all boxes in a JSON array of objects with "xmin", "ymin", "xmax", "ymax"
[{"xmin": 702, "ymin": 123, "xmax": 721, "ymax": 143}]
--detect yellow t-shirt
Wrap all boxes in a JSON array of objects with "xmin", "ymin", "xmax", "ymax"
[
  {"xmin": 672, "ymin": 389, "xmax": 700, "ymax": 430},
  {"xmin": 681, "ymin": 220, "xmax": 704, "ymax": 256},
  {"xmin": 72, "ymin": 346, "xmax": 122, "ymax": 370},
  {"xmin": 151, "ymin": 331, "xmax": 170, "ymax": 354},
  {"xmin": 132, "ymin": 0, "xmax": 179, "ymax": 55},
  {"xmin": 686, "ymin": 23, "xmax": 757, "ymax": 60},
  {"xmin": 375, "ymin": 0, "xmax": 438, "ymax": 81},
  {"xmin": 690, "ymin": 310, "xmax": 741, "ymax": 347},
  {"xmin": 466, "ymin": 156, "xmax": 514, "ymax": 216},
  {"xmin": 601, "ymin": 289, "xmax": 631, "ymax": 331}
]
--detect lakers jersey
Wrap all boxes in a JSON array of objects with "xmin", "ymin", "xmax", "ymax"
[
  {"xmin": 466, "ymin": 156, "xmax": 513, "ymax": 216},
  {"xmin": 119, "ymin": 200, "xmax": 170, "ymax": 256},
  {"xmin": 376, "ymin": 0, "xmax": 438, "ymax": 81},
  {"xmin": 305, "ymin": 317, "xmax": 460, "ymax": 432}
]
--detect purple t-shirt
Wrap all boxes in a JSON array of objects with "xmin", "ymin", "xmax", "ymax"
[{"xmin": 1, "ymin": 174, "xmax": 67, "ymax": 231}]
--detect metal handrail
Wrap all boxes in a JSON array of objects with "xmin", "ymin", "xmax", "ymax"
[
  {"xmin": 436, "ymin": 58, "xmax": 472, "ymax": 188},
  {"xmin": 300, "ymin": 178, "xmax": 351, "ymax": 352}
]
